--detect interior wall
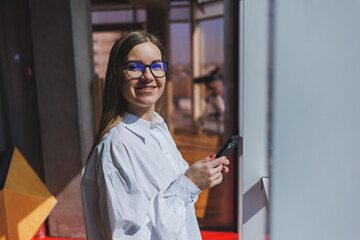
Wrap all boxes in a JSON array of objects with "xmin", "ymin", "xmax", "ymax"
[
  {"xmin": 0, "ymin": 0, "xmax": 44, "ymax": 178},
  {"xmin": 239, "ymin": 0, "xmax": 269, "ymax": 239},
  {"xmin": 71, "ymin": 0, "xmax": 95, "ymax": 164},
  {"xmin": 270, "ymin": 1, "xmax": 360, "ymax": 239},
  {"xmin": 29, "ymin": 0, "xmax": 94, "ymax": 237},
  {"xmin": 0, "ymin": 0, "xmax": 10, "ymax": 150}
]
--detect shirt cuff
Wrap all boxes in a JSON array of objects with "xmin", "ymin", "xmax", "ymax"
[{"xmin": 166, "ymin": 174, "xmax": 201, "ymax": 206}]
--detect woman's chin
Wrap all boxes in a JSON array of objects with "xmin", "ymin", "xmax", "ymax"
[{"xmin": 128, "ymin": 101, "xmax": 156, "ymax": 111}]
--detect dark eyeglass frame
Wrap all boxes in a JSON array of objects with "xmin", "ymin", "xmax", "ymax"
[{"xmin": 122, "ymin": 61, "xmax": 168, "ymax": 79}]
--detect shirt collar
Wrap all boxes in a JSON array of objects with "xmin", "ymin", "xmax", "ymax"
[
  {"xmin": 153, "ymin": 112, "xmax": 165, "ymax": 126},
  {"xmin": 121, "ymin": 112, "xmax": 165, "ymax": 142}
]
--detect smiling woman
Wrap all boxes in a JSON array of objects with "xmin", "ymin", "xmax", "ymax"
[
  {"xmin": 81, "ymin": 31, "xmax": 230, "ymax": 240},
  {"xmin": 119, "ymin": 42, "xmax": 167, "ymax": 118}
]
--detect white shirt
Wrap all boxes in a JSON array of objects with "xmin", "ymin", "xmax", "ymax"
[{"xmin": 81, "ymin": 112, "xmax": 202, "ymax": 240}]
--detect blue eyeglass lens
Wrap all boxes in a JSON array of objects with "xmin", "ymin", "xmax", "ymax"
[
  {"xmin": 126, "ymin": 62, "xmax": 145, "ymax": 76},
  {"xmin": 151, "ymin": 62, "xmax": 167, "ymax": 75},
  {"xmin": 126, "ymin": 62, "xmax": 167, "ymax": 78}
]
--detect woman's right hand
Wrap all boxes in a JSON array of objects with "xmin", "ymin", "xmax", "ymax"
[{"xmin": 184, "ymin": 154, "xmax": 229, "ymax": 190}]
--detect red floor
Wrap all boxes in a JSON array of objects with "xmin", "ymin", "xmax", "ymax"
[
  {"xmin": 201, "ymin": 230, "xmax": 239, "ymax": 239},
  {"xmin": 34, "ymin": 231, "xmax": 239, "ymax": 240}
]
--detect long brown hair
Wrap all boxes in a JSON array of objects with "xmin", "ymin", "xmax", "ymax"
[{"xmin": 88, "ymin": 32, "xmax": 165, "ymax": 161}]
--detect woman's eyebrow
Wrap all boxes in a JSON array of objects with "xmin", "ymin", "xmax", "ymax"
[
  {"xmin": 152, "ymin": 59, "xmax": 163, "ymax": 63},
  {"xmin": 126, "ymin": 60, "xmax": 143, "ymax": 63},
  {"xmin": 125, "ymin": 59, "xmax": 163, "ymax": 64}
]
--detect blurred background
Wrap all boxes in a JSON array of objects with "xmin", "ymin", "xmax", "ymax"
[
  {"xmin": 0, "ymin": 0, "xmax": 239, "ymax": 238},
  {"xmin": 1, "ymin": 0, "xmax": 360, "ymax": 240}
]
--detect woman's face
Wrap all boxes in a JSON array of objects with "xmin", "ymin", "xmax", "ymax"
[{"xmin": 119, "ymin": 42, "xmax": 166, "ymax": 114}]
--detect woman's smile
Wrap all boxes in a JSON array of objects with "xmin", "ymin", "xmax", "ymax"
[
  {"xmin": 134, "ymin": 85, "xmax": 157, "ymax": 92},
  {"xmin": 120, "ymin": 41, "xmax": 166, "ymax": 114}
]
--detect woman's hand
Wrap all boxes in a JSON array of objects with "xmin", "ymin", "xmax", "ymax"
[{"xmin": 184, "ymin": 153, "xmax": 230, "ymax": 190}]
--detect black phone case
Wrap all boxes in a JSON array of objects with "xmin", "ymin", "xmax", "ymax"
[{"xmin": 216, "ymin": 135, "xmax": 241, "ymax": 158}]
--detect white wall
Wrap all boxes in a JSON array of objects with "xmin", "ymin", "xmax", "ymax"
[
  {"xmin": 239, "ymin": 0, "xmax": 269, "ymax": 239},
  {"xmin": 270, "ymin": 1, "xmax": 360, "ymax": 239}
]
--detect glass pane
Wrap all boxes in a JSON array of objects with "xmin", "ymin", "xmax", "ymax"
[
  {"xmin": 136, "ymin": 9, "xmax": 146, "ymax": 22},
  {"xmin": 171, "ymin": 1, "xmax": 190, "ymax": 6},
  {"xmin": 92, "ymin": 10, "xmax": 133, "ymax": 24},
  {"xmin": 93, "ymin": 31, "xmax": 127, "ymax": 79},
  {"xmin": 170, "ymin": 7, "xmax": 190, "ymax": 21},
  {"xmin": 199, "ymin": 18, "xmax": 224, "ymax": 75},
  {"xmin": 197, "ymin": 17, "xmax": 229, "ymax": 228},
  {"xmin": 198, "ymin": 17, "xmax": 224, "ymax": 134},
  {"xmin": 169, "ymin": 23, "xmax": 192, "ymax": 127}
]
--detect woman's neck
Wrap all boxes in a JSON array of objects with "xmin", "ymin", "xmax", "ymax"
[{"xmin": 126, "ymin": 105, "xmax": 155, "ymax": 122}]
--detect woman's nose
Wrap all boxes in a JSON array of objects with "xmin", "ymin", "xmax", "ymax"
[{"xmin": 142, "ymin": 66, "xmax": 155, "ymax": 80}]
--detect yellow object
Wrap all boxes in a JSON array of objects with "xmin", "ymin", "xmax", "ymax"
[{"xmin": 0, "ymin": 148, "xmax": 57, "ymax": 240}]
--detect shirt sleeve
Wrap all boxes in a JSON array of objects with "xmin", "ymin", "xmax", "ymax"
[{"xmin": 97, "ymin": 142, "xmax": 201, "ymax": 240}]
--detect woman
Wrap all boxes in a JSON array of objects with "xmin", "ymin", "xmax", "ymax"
[{"xmin": 81, "ymin": 32, "xmax": 229, "ymax": 240}]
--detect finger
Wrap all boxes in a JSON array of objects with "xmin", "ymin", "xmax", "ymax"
[
  {"xmin": 202, "ymin": 153, "xmax": 216, "ymax": 163},
  {"xmin": 210, "ymin": 173, "xmax": 224, "ymax": 188},
  {"xmin": 210, "ymin": 163, "xmax": 224, "ymax": 174},
  {"xmin": 210, "ymin": 156, "xmax": 227, "ymax": 167},
  {"xmin": 222, "ymin": 166, "xmax": 229, "ymax": 173},
  {"xmin": 209, "ymin": 158, "xmax": 223, "ymax": 167},
  {"xmin": 216, "ymin": 156, "xmax": 227, "ymax": 163},
  {"xmin": 222, "ymin": 158, "xmax": 230, "ymax": 166},
  {"xmin": 210, "ymin": 171, "xmax": 222, "ymax": 182}
]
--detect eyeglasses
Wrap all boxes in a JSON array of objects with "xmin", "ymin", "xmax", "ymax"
[{"xmin": 123, "ymin": 61, "xmax": 168, "ymax": 79}]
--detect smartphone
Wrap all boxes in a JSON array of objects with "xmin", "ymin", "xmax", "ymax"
[{"xmin": 215, "ymin": 135, "xmax": 241, "ymax": 158}]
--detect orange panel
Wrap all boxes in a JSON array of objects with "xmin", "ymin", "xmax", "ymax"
[
  {"xmin": 0, "ymin": 191, "xmax": 8, "ymax": 239},
  {"xmin": 4, "ymin": 189, "xmax": 56, "ymax": 240},
  {"xmin": 5, "ymin": 148, "xmax": 53, "ymax": 199},
  {"xmin": 0, "ymin": 148, "xmax": 57, "ymax": 240}
]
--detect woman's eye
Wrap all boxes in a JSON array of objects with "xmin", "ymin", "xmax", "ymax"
[
  {"xmin": 128, "ymin": 64, "xmax": 142, "ymax": 71},
  {"xmin": 151, "ymin": 64, "xmax": 162, "ymax": 71}
]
